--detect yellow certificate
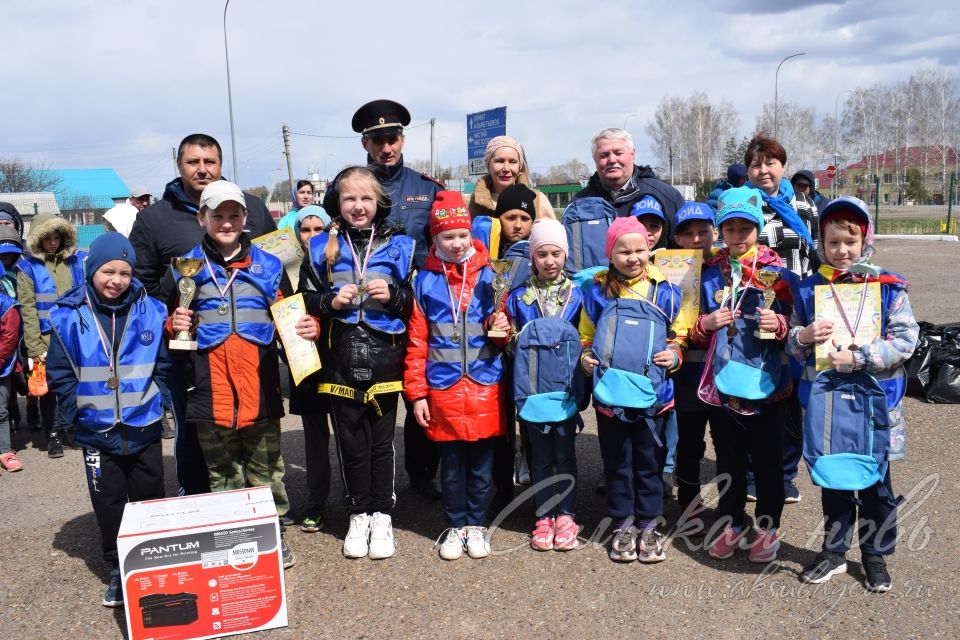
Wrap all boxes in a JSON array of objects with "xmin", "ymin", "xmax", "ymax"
[
  {"xmin": 813, "ymin": 282, "xmax": 882, "ymax": 371},
  {"xmin": 252, "ymin": 228, "xmax": 304, "ymax": 291},
  {"xmin": 655, "ymin": 249, "xmax": 703, "ymax": 330},
  {"xmin": 270, "ymin": 294, "xmax": 322, "ymax": 385}
]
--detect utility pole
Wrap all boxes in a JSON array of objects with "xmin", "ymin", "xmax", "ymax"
[
  {"xmin": 171, "ymin": 147, "xmax": 178, "ymax": 177},
  {"xmin": 669, "ymin": 145, "xmax": 674, "ymax": 185},
  {"xmin": 429, "ymin": 118, "xmax": 437, "ymax": 177},
  {"xmin": 282, "ymin": 125, "xmax": 295, "ymax": 196}
]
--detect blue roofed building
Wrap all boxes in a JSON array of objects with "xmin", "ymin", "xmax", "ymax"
[{"xmin": 49, "ymin": 168, "xmax": 131, "ymax": 225}]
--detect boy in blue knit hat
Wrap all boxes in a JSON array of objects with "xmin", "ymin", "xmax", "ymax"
[{"xmin": 46, "ymin": 232, "xmax": 171, "ymax": 608}]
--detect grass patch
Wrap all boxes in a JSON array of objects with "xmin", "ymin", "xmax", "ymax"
[{"xmin": 875, "ymin": 217, "xmax": 958, "ymax": 235}]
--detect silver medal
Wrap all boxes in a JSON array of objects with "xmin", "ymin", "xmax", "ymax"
[
  {"xmin": 217, "ymin": 302, "xmax": 229, "ymax": 316},
  {"xmin": 451, "ymin": 329, "xmax": 461, "ymax": 345}
]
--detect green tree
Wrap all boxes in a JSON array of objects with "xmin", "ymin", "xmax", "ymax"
[
  {"xmin": 905, "ymin": 167, "xmax": 928, "ymax": 204},
  {"xmin": 720, "ymin": 136, "xmax": 750, "ymax": 171}
]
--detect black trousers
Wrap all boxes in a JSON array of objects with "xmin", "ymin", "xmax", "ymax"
[
  {"xmin": 302, "ymin": 412, "xmax": 331, "ymax": 512},
  {"xmin": 402, "ymin": 400, "xmax": 438, "ymax": 483},
  {"xmin": 674, "ymin": 408, "xmax": 712, "ymax": 508},
  {"xmin": 84, "ymin": 439, "xmax": 165, "ymax": 563},
  {"xmin": 709, "ymin": 400, "xmax": 786, "ymax": 530},
  {"xmin": 329, "ymin": 392, "xmax": 399, "ymax": 514}
]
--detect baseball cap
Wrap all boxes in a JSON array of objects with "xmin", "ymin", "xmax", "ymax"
[
  {"xmin": 130, "ymin": 185, "xmax": 151, "ymax": 198},
  {"xmin": 199, "ymin": 180, "xmax": 247, "ymax": 211},
  {"xmin": 674, "ymin": 202, "xmax": 715, "ymax": 229},
  {"xmin": 630, "ymin": 195, "xmax": 664, "ymax": 220}
]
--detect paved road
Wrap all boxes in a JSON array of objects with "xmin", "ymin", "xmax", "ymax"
[{"xmin": 3, "ymin": 240, "xmax": 959, "ymax": 639}]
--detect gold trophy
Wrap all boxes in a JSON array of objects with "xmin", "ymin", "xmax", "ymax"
[
  {"xmin": 756, "ymin": 268, "xmax": 781, "ymax": 340},
  {"xmin": 169, "ymin": 257, "xmax": 204, "ymax": 350},
  {"xmin": 487, "ymin": 259, "xmax": 513, "ymax": 338}
]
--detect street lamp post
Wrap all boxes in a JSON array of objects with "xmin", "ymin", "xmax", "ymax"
[
  {"xmin": 774, "ymin": 52, "xmax": 806, "ymax": 140},
  {"xmin": 223, "ymin": 0, "xmax": 239, "ymax": 183},
  {"xmin": 834, "ymin": 89, "xmax": 853, "ymax": 199}
]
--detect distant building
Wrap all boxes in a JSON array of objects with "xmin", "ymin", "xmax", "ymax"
[
  {"xmin": 814, "ymin": 146, "xmax": 960, "ymax": 205},
  {"xmin": 49, "ymin": 168, "xmax": 131, "ymax": 224},
  {"xmin": 0, "ymin": 192, "xmax": 61, "ymax": 228}
]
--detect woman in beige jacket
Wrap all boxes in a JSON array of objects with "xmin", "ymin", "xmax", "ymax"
[{"xmin": 468, "ymin": 136, "xmax": 556, "ymax": 221}]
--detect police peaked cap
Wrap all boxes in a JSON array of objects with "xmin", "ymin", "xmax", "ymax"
[{"xmin": 352, "ymin": 99, "xmax": 411, "ymax": 137}]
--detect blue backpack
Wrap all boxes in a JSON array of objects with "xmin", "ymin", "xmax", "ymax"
[
  {"xmin": 562, "ymin": 197, "xmax": 617, "ymax": 273},
  {"xmin": 803, "ymin": 370, "xmax": 890, "ymax": 490},
  {"xmin": 591, "ymin": 297, "xmax": 669, "ymax": 416},
  {"xmin": 513, "ymin": 317, "xmax": 584, "ymax": 424},
  {"xmin": 712, "ymin": 287, "xmax": 782, "ymax": 400}
]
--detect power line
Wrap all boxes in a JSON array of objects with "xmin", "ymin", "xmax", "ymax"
[{"xmin": 289, "ymin": 120, "xmax": 432, "ymax": 140}]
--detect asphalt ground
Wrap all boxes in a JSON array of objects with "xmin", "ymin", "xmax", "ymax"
[{"xmin": 2, "ymin": 239, "xmax": 959, "ymax": 639}]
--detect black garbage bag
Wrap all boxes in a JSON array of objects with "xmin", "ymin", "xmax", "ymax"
[
  {"xmin": 905, "ymin": 321, "xmax": 938, "ymax": 397},
  {"xmin": 925, "ymin": 324, "xmax": 960, "ymax": 404}
]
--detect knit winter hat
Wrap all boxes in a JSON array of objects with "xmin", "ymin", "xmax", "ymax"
[
  {"xmin": 605, "ymin": 216, "xmax": 649, "ymax": 259},
  {"xmin": 430, "ymin": 191, "xmax": 472, "ymax": 237},
  {"xmin": 727, "ymin": 163, "xmax": 747, "ymax": 186},
  {"xmin": 528, "ymin": 219, "xmax": 568, "ymax": 257},
  {"xmin": 716, "ymin": 186, "xmax": 765, "ymax": 234},
  {"xmin": 483, "ymin": 136, "xmax": 527, "ymax": 174},
  {"xmin": 0, "ymin": 225, "xmax": 23, "ymax": 255},
  {"xmin": 85, "ymin": 232, "xmax": 136, "ymax": 282},
  {"xmin": 494, "ymin": 183, "xmax": 537, "ymax": 218}
]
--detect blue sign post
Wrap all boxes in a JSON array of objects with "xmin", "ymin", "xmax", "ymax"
[{"xmin": 467, "ymin": 107, "xmax": 507, "ymax": 175}]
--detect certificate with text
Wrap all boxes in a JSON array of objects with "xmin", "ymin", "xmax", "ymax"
[{"xmin": 270, "ymin": 294, "xmax": 321, "ymax": 385}]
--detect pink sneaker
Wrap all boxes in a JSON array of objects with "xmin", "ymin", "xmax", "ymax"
[
  {"xmin": 748, "ymin": 528, "xmax": 780, "ymax": 563},
  {"xmin": 0, "ymin": 451, "xmax": 23, "ymax": 472},
  {"xmin": 531, "ymin": 516, "xmax": 555, "ymax": 551},
  {"xmin": 708, "ymin": 524, "xmax": 747, "ymax": 560},
  {"xmin": 553, "ymin": 515, "xmax": 581, "ymax": 551}
]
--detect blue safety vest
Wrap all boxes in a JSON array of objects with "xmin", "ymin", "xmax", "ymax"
[
  {"xmin": 19, "ymin": 253, "xmax": 86, "ymax": 333},
  {"xmin": 0, "ymin": 294, "xmax": 21, "ymax": 378},
  {"xmin": 414, "ymin": 266, "xmax": 503, "ymax": 390},
  {"xmin": 172, "ymin": 245, "xmax": 282, "ymax": 350},
  {"xmin": 49, "ymin": 290, "xmax": 165, "ymax": 430},
  {"xmin": 309, "ymin": 230, "xmax": 415, "ymax": 334},
  {"xmin": 792, "ymin": 272, "xmax": 907, "ymax": 409}
]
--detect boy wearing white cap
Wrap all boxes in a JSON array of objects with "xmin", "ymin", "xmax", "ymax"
[{"xmin": 167, "ymin": 180, "xmax": 295, "ymax": 568}]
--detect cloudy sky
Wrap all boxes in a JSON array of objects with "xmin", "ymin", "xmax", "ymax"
[{"xmin": 2, "ymin": 0, "xmax": 958, "ymax": 195}]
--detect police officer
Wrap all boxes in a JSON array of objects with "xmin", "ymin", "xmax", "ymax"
[{"xmin": 325, "ymin": 99, "xmax": 444, "ymax": 500}]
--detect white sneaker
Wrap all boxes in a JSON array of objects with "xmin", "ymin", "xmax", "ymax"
[
  {"xmin": 437, "ymin": 528, "xmax": 465, "ymax": 561},
  {"xmin": 343, "ymin": 513, "xmax": 371, "ymax": 559},
  {"xmin": 465, "ymin": 526, "xmax": 490, "ymax": 559},
  {"xmin": 367, "ymin": 512, "xmax": 396, "ymax": 560}
]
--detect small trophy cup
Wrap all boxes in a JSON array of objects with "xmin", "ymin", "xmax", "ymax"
[
  {"xmin": 487, "ymin": 259, "xmax": 513, "ymax": 338},
  {"xmin": 756, "ymin": 268, "xmax": 781, "ymax": 340},
  {"xmin": 169, "ymin": 257, "xmax": 204, "ymax": 350}
]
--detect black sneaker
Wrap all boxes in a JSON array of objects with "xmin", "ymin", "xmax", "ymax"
[
  {"xmin": 281, "ymin": 538, "xmax": 296, "ymax": 569},
  {"xmin": 102, "ymin": 566, "xmax": 123, "ymax": 607},
  {"xmin": 300, "ymin": 509, "xmax": 324, "ymax": 533},
  {"xmin": 784, "ymin": 481, "xmax": 802, "ymax": 504},
  {"xmin": 47, "ymin": 432, "xmax": 64, "ymax": 459},
  {"xmin": 863, "ymin": 554, "xmax": 892, "ymax": 593},
  {"xmin": 746, "ymin": 482, "xmax": 757, "ymax": 502},
  {"xmin": 160, "ymin": 410, "xmax": 175, "ymax": 439},
  {"xmin": 800, "ymin": 551, "xmax": 847, "ymax": 584},
  {"xmin": 279, "ymin": 515, "xmax": 295, "ymax": 527}
]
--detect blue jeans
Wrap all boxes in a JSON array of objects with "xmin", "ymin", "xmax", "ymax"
[
  {"xmin": 524, "ymin": 419, "xmax": 578, "ymax": 518},
  {"xmin": 437, "ymin": 438, "xmax": 496, "ymax": 528},
  {"xmin": 662, "ymin": 410, "xmax": 679, "ymax": 474}
]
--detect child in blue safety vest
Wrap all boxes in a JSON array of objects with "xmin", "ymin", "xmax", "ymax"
[
  {"xmin": 168, "ymin": 180, "xmax": 295, "ymax": 569},
  {"xmin": 670, "ymin": 202, "xmax": 718, "ymax": 527},
  {"xmin": 787, "ymin": 196, "xmax": 919, "ymax": 592},
  {"xmin": 0, "ymin": 262, "xmax": 22, "ymax": 474},
  {"xmin": 296, "ymin": 167, "xmax": 415, "ymax": 561},
  {"xmin": 46, "ymin": 232, "xmax": 170, "ymax": 608},
  {"xmin": 17, "ymin": 212, "xmax": 86, "ymax": 458},
  {"xmin": 505, "ymin": 219, "xmax": 584, "ymax": 551},
  {"xmin": 404, "ymin": 190, "xmax": 510, "ymax": 561},
  {"xmin": 690, "ymin": 186, "xmax": 796, "ymax": 564},
  {"xmin": 579, "ymin": 215, "xmax": 684, "ymax": 564}
]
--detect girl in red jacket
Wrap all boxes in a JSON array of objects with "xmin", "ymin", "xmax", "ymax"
[{"xmin": 404, "ymin": 191, "xmax": 509, "ymax": 561}]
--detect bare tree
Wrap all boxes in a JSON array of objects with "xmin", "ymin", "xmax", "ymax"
[
  {"xmin": 0, "ymin": 158, "xmax": 61, "ymax": 193},
  {"xmin": 648, "ymin": 93, "xmax": 738, "ymax": 184},
  {"xmin": 540, "ymin": 159, "xmax": 590, "ymax": 185}
]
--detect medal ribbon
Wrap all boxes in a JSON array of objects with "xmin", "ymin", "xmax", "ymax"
[
  {"xmin": 723, "ymin": 252, "xmax": 757, "ymax": 317},
  {"xmin": 203, "ymin": 254, "xmax": 240, "ymax": 304},
  {"xmin": 827, "ymin": 278, "xmax": 870, "ymax": 345},
  {"xmin": 346, "ymin": 229, "xmax": 376, "ymax": 290},
  {"xmin": 441, "ymin": 262, "xmax": 471, "ymax": 332},
  {"xmin": 84, "ymin": 290, "xmax": 117, "ymax": 379}
]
